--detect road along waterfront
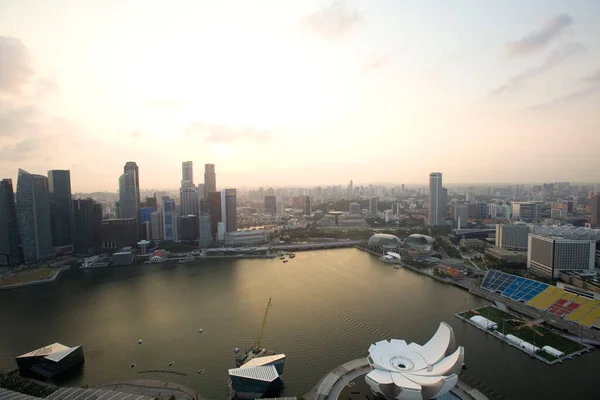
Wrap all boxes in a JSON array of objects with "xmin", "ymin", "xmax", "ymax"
[{"xmin": 0, "ymin": 249, "xmax": 598, "ymax": 400}]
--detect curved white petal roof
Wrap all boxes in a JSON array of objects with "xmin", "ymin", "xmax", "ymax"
[{"xmin": 366, "ymin": 322, "xmax": 464, "ymax": 400}]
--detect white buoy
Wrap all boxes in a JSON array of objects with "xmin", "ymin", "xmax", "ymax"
[
  {"xmin": 198, "ymin": 329, "xmax": 203, "ymax": 333},
  {"xmin": 234, "ymin": 348, "xmax": 240, "ymax": 353},
  {"xmin": 130, "ymin": 363, "xmax": 136, "ymax": 368},
  {"xmin": 137, "ymin": 339, "xmax": 143, "ymax": 344},
  {"xmin": 168, "ymin": 361, "xmax": 174, "ymax": 367}
]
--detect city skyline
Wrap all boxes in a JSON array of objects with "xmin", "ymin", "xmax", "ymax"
[{"xmin": 1, "ymin": 0, "xmax": 600, "ymax": 191}]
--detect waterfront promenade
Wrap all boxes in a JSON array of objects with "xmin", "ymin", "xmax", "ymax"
[{"xmin": 97, "ymin": 379, "xmax": 205, "ymax": 400}]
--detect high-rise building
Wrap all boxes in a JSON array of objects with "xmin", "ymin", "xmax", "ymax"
[
  {"xmin": 428, "ymin": 172, "xmax": 443, "ymax": 226},
  {"xmin": 204, "ymin": 164, "xmax": 216, "ymax": 199},
  {"xmin": 0, "ymin": 179, "xmax": 21, "ymax": 266},
  {"xmin": 72, "ymin": 198, "xmax": 102, "ymax": 255},
  {"xmin": 441, "ymin": 187, "xmax": 448, "ymax": 219},
  {"xmin": 150, "ymin": 211, "xmax": 162, "ymax": 241},
  {"xmin": 180, "ymin": 185, "xmax": 199, "ymax": 216},
  {"xmin": 208, "ymin": 191, "xmax": 222, "ymax": 239},
  {"xmin": 349, "ymin": 202, "xmax": 361, "ymax": 215},
  {"xmin": 264, "ymin": 195, "xmax": 277, "ymax": 215},
  {"xmin": 217, "ymin": 221, "xmax": 226, "ymax": 242},
  {"xmin": 511, "ymin": 201, "xmax": 541, "ymax": 223},
  {"xmin": 118, "ymin": 170, "xmax": 139, "ymax": 220},
  {"xmin": 454, "ymin": 204, "xmax": 468, "ymax": 229},
  {"xmin": 99, "ymin": 218, "xmax": 137, "ymax": 251},
  {"xmin": 591, "ymin": 194, "xmax": 600, "ymax": 228},
  {"xmin": 181, "ymin": 161, "xmax": 194, "ymax": 186},
  {"xmin": 161, "ymin": 197, "xmax": 179, "ymax": 241},
  {"xmin": 197, "ymin": 184, "xmax": 205, "ymax": 212},
  {"xmin": 199, "ymin": 215, "xmax": 213, "ymax": 246},
  {"xmin": 276, "ymin": 203, "xmax": 284, "ymax": 218},
  {"xmin": 142, "ymin": 195, "xmax": 158, "ymax": 210},
  {"xmin": 179, "ymin": 215, "xmax": 198, "ymax": 241},
  {"xmin": 369, "ymin": 197, "xmax": 378, "ymax": 217},
  {"xmin": 303, "ymin": 196, "xmax": 311, "ymax": 216},
  {"xmin": 221, "ymin": 189, "xmax": 237, "ymax": 233},
  {"xmin": 16, "ymin": 169, "xmax": 54, "ymax": 263},
  {"xmin": 47, "ymin": 170, "xmax": 74, "ymax": 253},
  {"xmin": 527, "ymin": 234, "xmax": 596, "ymax": 278},
  {"xmin": 123, "ymin": 161, "xmax": 140, "ymax": 206},
  {"xmin": 495, "ymin": 224, "xmax": 532, "ymax": 250}
]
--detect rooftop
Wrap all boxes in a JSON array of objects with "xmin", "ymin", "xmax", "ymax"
[
  {"xmin": 17, "ymin": 343, "xmax": 80, "ymax": 363},
  {"xmin": 533, "ymin": 225, "xmax": 600, "ymax": 241}
]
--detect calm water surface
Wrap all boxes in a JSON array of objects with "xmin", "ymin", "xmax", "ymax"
[{"xmin": 0, "ymin": 249, "xmax": 597, "ymax": 399}]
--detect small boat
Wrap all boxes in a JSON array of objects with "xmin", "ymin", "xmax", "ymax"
[
  {"xmin": 137, "ymin": 339, "xmax": 143, "ymax": 344},
  {"xmin": 289, "ymin": 254, "xmax": 295, "ymax": 258},
  {"xmin": 279, "ymin": 257, "xmax": 285, "ymax": 260},
  {"xmin": 283, "ymin": 260, "xmax": 288, "ymax": 263}
]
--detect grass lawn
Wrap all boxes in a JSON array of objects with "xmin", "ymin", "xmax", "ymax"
[
  {"xmin": 473, "ymin": 306, "xmax": 583, "ymax": 355},
  {"xmin": 0, "ymin": 267, "xmax": 58, "ymax": 287},
  {"xmin": 0, "ymin": 373, "xmax": 57, "ymax": 397}
]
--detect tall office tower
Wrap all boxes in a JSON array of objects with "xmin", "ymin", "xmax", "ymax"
[
  {"xmin": 123, "ymin": 161, "xmax": 140, "ymax": 209},
  {"xmin": 441, "ymin": 187, "xmax": 448, "ymax": 219},
  {"xmin": 179, "ymin": 215, "xmax": 199, "ymax": 241},
  {"xmin": 198, "ymin": 215, "xmax": 213, "ymax": 246},
  {"xmin": 0, "ymin": 179, "xmax": 21, "ymax": 266},
  {"xmin": 221, "ymin": 189, "xmax": 237, "ymax": 233},
  {"xmin": 118, "ymin": 169, "xmax": 139, "ymax": 220},
  {"xmin": 511, "ymin": 201, "xmax": 541, "ymax": 223},
  {"xmin": 150, "ymin": 211, "xmax": 162, "ymax": 241},
  {"xmin": 217, "ymin": 221, "xmax": 226, "ymax": 242},
  {"xmin": 180, "ymin": 186, "xmax": 199, "ymax": 216},
  {"xmin": 276, "ymin": 202, "xmax": 284, "ymax": 218},
  {"xmin": 208, "ymin": 191, "xmax": 222, "ymax": 239},
  {"xmin": 591, "ymin": 194, "xmax": 600, "ymax": 228},
  {"xmin": 181, "ymin": 161, "xmax": 194, "ymax": 186},
  {"xmin": 428, "ymin": 172, "xmax": 443, "ymax": 226},
  {"xmin": 466, "ymin": 192, "xmax": 476, "ymax": 203},
  {"xmin": 369, "ymin": 197, "xmax": 378, "ymax": 216},
  {"xmin": 303, "ymin": 196, "xmax": 312, "ymax": 216},
  {"xmin": 161, "ymin": 197, "xmax": 179, "ymax": 241},
  {"xmin": 48, "ymin": 170, "xmax": 74, "ymax": 253},
  {"xmin": 72, "ymin": 198, "xmax": 102, "ymax": 255},
  {"xmin": 453, "ymin": 204, "xmax": 468, "ymax": 229},
  {"xmin": 197, "ymin": 184, "xmax": 205, "ymax": 212},
  {"xmin": 16, "ymin": 169, "xmax": 53, "ymax": 263},
  {"xmin": 264, "ymin": 195, "xmax": 276, "ymax": 215},
  {"xmin": 143, "ymin": 195, "xmax": 158, "ymax": 210},
  {"xmin": 204, "ymin": 164, "xmax": 216, "ymax": 199}
]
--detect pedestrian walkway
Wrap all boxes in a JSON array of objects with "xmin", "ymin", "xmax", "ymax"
[{"xmin": 97, "ymin": 380, "xmax": 205, "ymax": 400}]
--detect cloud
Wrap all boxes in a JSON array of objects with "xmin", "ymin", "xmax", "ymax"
[
  {"xmin": 362, "ymin": 50, "xmax": 401, "ymax": 72},
  {"xmin": 130, "ymin": 129, "xmax": 143, "ymax": 139},
  {"xmin": 148, "ymin": 99, "xmax": 183, "ymax": 110},
  {"xmin": 301, "ymin": 1, "xmax": 363, "ymax": 39},
  {"xmin": 522, "ymin": 69, "xmax": 600, "ymax": 112},
  {"xmin": 491, "ymin": 42, "xmax": 584, "ymax": 95},
  {"xmin": 505, "ymin": 13, "xmax": 574, "ymax": 57},
  {"xmin": 0, "ymin": 36, "xmax": 34, "ymax": 93},
  {"xmin": 183, "ymin": 121, "xmax": 273, "ymax": 143}
]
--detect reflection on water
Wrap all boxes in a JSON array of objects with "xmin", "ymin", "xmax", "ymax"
[{"xmin": 0, "ymin": 249, "xmax": 597, "ymax": 400}]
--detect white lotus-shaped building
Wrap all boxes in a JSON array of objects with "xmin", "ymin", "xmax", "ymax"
[{"xmin": 365, "ymin": 322, "xmax": 464, "ymax": 400}]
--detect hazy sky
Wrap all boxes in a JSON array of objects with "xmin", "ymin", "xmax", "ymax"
[{"xmin": 1, "ymin": 0, "xmax": 600, "ymax": 192}]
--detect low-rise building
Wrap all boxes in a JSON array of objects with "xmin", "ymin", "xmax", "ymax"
[
  {"xmin": 225, "ymin": 229, "xmax": 268, "ymax": 246},
  {"xmin": 485, "ymin": 247, "xmax": 527, "ymax": 265},
  {"xmin": 16, "ymin": 343, "xmax": 84, "ymax": 379},
  {"xmin": 459, "ymin": 238, "xmax": 484, "ymax": 249}
]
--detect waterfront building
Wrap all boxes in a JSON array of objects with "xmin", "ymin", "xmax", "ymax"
[
  {"xmin": 208, "ymin": 191, "xmax": 222, "ymax": 239},
  {"xmin": 217, "ymin": 221, "xmax": 226, "ymax": 242},
  {"xmin": 72, "ymin": 198, "xmax": 102, "ymax": 256},
  {"xmin": 264, "ymin": 195, "xmax": 276, "ymax": 215},
  {"xmin": 225, "ymin": 230, "xmax": 268, "ymax": 246},
  {"xmin": 117, "ymin": 170, "xmax": 139, "ymax": 220},
  {"xmin": 179, "ymin": 214, "xmax": 198, "ymax": 241},
  {"xmin": 16, "ymin": 169, "xmax": 54, "ymax": 263},
  {"xmin": 428, "ymin": 172, "xmax": 443, "ymax": 226},
  {"xmin": 512, "ymin": 201, "xmax": 541, "ymax": 223},
  {"xmin": 16, "ymin": 343, "xmax": 84, "ymax": 380},
  {"xmin": 0, "ymin": 179, "xmax": 21, "ymax": 266},
  {"xmin": 369, "ymin": 197, "xmax": 378, "ymax": 217},
  {"xmin": 221, "ymin": 188, "xmax": 237, "ymax": 233},
  {"xmin": 228, "ymin": 354, "xmax": 286, "ymax": 399},
  {"xmin": 198, "ymin": 214, "xmax": 213, "ymax": 246},
  {"xmin": 48, "ymin": 170, "xmax": 74, "ymax": 254},
  {"xmin": 495, "ymin": 224, "xmax": 532, "ymax": 250},
  {"xmin": 528, "ymin": 234, "xmax": 596, "ymax": 278},
  {"xmin": 591, "ymin": 194, "xmax": 600, "ymax": 228},
  {"xmin": 204, "ymin": 163, "xmax": 216, "ymax": 199},
  {"xmin": 99, "ymin": 218, "xmax": 138, "ymax": 251},
  {"xmin": 150, "ymin": 211, "xmax": 162, "ymax": 241},
  {"xmin": 365, "ymin": 322, "xmax": 463, "ymax": 400},
  {"xmin": 368, "ymin": 233, "xmax": 401, "ymax": 251},
  {"xmin": 303, "ymin": 195, "xmax": 311, "ymax": 216},
  {"xmin": 161, "ymin": 197, "xmax": 179, "ymax": 241}
]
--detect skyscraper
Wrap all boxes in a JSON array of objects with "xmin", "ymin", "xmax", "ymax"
[
  {"xmin": 182, "ymin": 161, "xmax": 194, "ymax": 186},
  {"xmin": 48, "ymin": 170, "xmax": 74, "ymax": 252},
  {"xmin": 208, "ymin": 191, "xmax": 222, "ymax": 239},
  {"xmin": 118, "ymin": 171, "xmax": 139, "ymax": 219},
  {"xmin": 0, "ymin": 179, "xmax": 21, "ymax": 266},
  {"xmin": 180, "ymin": 186, "xmax": 199, "ymax": 216},
  {"xmin": 369, "ymin": 197, "xmax": 378, "ymax": 217},
  {"xmin": 204, "ymin": 164, "xmax": 216, "ymax": 199},
  {"xmin": 123, "ymin": 162, "xmax": 140, "ymax": 206},
  {"xmin": 428, "ymin": 172, "xmax": 443, "ymax": 226},
  {"xmin": 591, "ymin": 194, "xmax": 600, "ymax": 228},
  {"xmin": 161, "ymin": 196, "xmax": 179, "ymax": 241},
  {"xmin": 221, "ymin": 189, "xmax": 237, "ymax": 233},
  {"xmin": 16, "ymin": 169, "xmax": 54, "ymax": 263},
  {"xmin": 198, "ymin": 214, "xmax": 213, "ymax": 246},
  {"xmin": 72, "ymin": 198, "xmax": 102, "ymax": 255},
  {"xmin": 264, "ymin": 195, "xmax": 276, "ymax": 215},
  {"xmin": 150, "ymin": 211, "xmax": 162, "ymax": 241},
  {"xmin": 303, "ymin": 195, "xmax": 312, "ymax": 216}
]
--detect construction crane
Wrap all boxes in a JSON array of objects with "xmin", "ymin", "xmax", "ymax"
[{"xmin": 255, "ymin": 297, "xmax": 272, "ymax": 350}]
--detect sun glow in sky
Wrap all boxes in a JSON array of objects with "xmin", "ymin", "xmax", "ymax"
[{"xmin": 1, "ymin": 0, "xmax": 600, "ymax": 191}]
